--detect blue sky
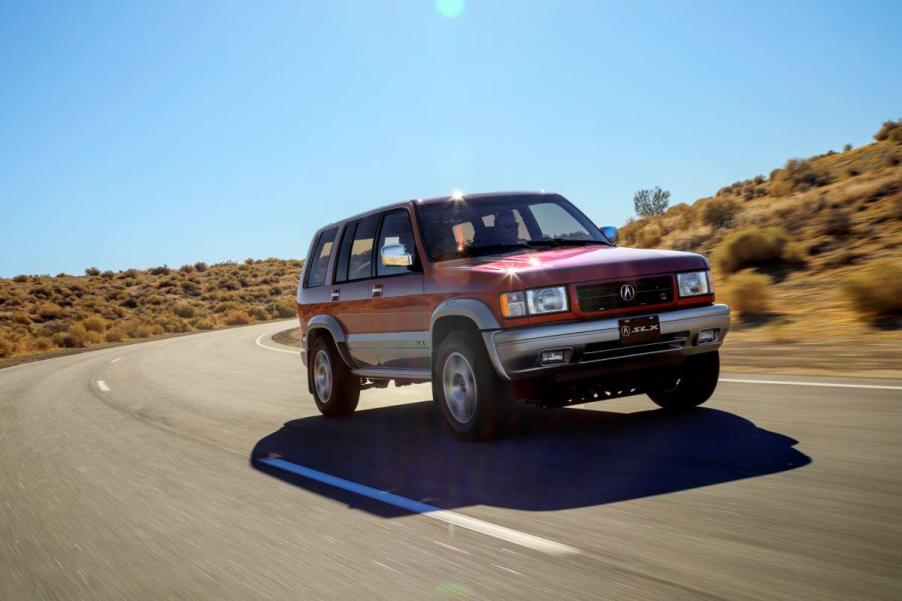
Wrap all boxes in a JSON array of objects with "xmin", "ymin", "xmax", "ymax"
[{"xmin": 1, "ymin": 0, "xmax": 900, "ymax": 276}]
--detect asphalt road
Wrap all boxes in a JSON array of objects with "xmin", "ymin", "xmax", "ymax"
[{"xmin": 2, "ymin": 321, "xmax": 901, "ymax": 601}]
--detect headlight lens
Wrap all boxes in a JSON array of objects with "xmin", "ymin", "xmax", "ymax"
[
  {"xmin": 527, "ymin": 286, "xmax": 568, "ymax": 314},
  {"xmin": 677, "ymin": 271, "xmax": 712, "ymax": 297},
  {"xmin": 501, "ymin": 286, "xmax": 568, "ymax": 318}
]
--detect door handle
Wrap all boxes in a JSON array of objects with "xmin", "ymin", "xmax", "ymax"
[
  {"xmin": 371, "ymin": 284, "xmax": 383, "ymax": 297},
  {"xmin": 330, "ymin": 289, "xmax": 340, "ymax": 301}
]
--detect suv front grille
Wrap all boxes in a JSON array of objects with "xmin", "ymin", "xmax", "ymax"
[{"xmin": 576, "ymin": 275, "xmax": 674, "ymax": 313}]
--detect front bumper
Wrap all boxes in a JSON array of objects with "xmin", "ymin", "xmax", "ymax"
[{"xmin": 483, "ymin": 303, "xmax": 731, "ymax": 380}]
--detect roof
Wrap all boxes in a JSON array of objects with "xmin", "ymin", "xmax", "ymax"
[{"xmin": 317, "ymin": 191, "xmax": 557, "ymax": 231}]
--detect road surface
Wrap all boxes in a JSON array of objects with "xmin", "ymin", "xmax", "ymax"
[{"xmin": 2, "ymin": 321, "xmax": 901, "ymax": 600}]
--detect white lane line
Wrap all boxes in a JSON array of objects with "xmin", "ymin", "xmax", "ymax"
[
  {"xmin": 259, "ymin": 457, "xmax": 580, "ymax": 556},
  {"xmin": 110, "ymin": 357, "xmax": 121, "ymax": 364},
  {"xmin": 721, "ymin": 378, "xmax": 902, "ymax": 391},
  {"xmin": 255, "ymin": 333, "xmax": 300, "ymax": 355},
  {"xmin": 97, "ymin": 380, "xmax": 110, "ymax": 392}
]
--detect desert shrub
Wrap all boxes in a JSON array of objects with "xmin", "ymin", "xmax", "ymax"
[
  {"xmin": 616, "ymin": 219, "xmax": 644, "ymax": 246},
  {"xmin": 771, "ymin": 159, "xmax": 831, "ymax": 196},
  {"xmin": 174, "ymin": 303, "xmax": 195, "ymax": 318},
  {"xmin": 0, "ymin": 335, "xmax": 14, "ymax": 358},
  {"xmin": 145, "ymin": 295, "xmax": 165, "ymax": 306},
  {"xmin": 700, "ymin": 197, "xmax": 740, "ymax": 227},
  {"xmin": 101, "ymin": 270, "xmax": 115, "ymax": 279},
  {"xmin": 84, "ymin": 267, "xmax": 101, "ymax": 276},
  {"xmin": 713, "ymin": 226, "xmax": 803, "ymax": 273},
  {"xmin": 181, "ymin": 280, "xmax": 200, "ymax": 295},
  {"xmin": 82, "ymin": 315, "xmax": 107, "ymax": 332},
  {"xmin": 12, "ymin": 274, "xmax": 29, "ymax": 283},
  {"xmin": 635, "ymin": 223, "xmax": 662, "ymax": 248},
  {"xmin": 179, "ymin": 264, "xmax": 195, "ymax": 273},
  {"xmin": 842, "ymin": 260, "xmax": 902, "ymax": 318},
  {"xmin": 193, "ymin": 319, "xmax": 215, "ymax": 330},
  {"xmin": 269, "ymin": 286, "xmax": 283, "ymax": 296},
  {"xmin": 844, "ymin": 143, "xmax": 853, "ymax": 152},
  {"xmin": 120, "ymin": 297, "xmax": 139, "ymax": 308},
  {"xmin": 721, "ymin": 271, "xmax": 771, "ymax": 317},
  {"xmin": 248, "ymin": 306, "xmax": 270, "ymax": 321},
  {"xmin": 272, "ymin": 298, "xmax": 296, "ymax": 318},
  {"xmin": 874, "ymin": 119, "xmax": 902, "ymax": 142},
  {"xmin": 223, "ymin": 310, "xmax": 251, "ymax": 325},
  {"xmin": 885, "ymin": 154, "xmax": 900, "ymax": 167},
  {"xmin": 9, "ymin": 312, "xmax": 31, "ymax": 325},
  {"xmin": 821, "ymin": 208, "xmax": 852, "ymax": 237},
  {"xmin": 104, "ymin": 328, "xmax": 125, "ymax": 342},
  {"xmin": 193, "ymin": 261, "xmax": 208, "ymax": 272},
  {"xmin": 35, "ymin": 303, "xmax": 62, "ymax": 320},
  {"xmin": 52, "ymin": 323, "xmax": 87, "ymax": 348},
  {"xmin": 149, "ymin": 265, "xmax": 171, "ymax": 276}
]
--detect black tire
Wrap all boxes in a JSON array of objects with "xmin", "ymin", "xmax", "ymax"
[
  {"xmin": 647, "ymin": 351, "xmax": 720, "ymax": 411},
  {"xmin": 309, "ymin": 336, "xmax": 359, "ymax": 417},
  {"xmin": 433, "ymin": 332, "xmax": 514, "ymax": 441}
]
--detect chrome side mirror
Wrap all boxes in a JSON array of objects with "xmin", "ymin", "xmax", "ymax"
[
  {"xmin": 600, "ymin": 226, "xmax": 618, "ymax": 243},
  {"xmin": 380, "ymin": 244, "xmax": 413, "ymax": 266}
]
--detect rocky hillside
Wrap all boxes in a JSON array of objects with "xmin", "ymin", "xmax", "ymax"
[
  {"xmin": 0, "ymin": 259, "xmax": 302, "ymax": 364},
  {"xmin": 618, "ymin": 120, "xmax": 902, "ymax": 344}
]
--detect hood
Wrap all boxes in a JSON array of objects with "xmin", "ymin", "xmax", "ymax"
[{"xmin": 435, "ymin": 246, "xmax": 708, "ymax": 288}]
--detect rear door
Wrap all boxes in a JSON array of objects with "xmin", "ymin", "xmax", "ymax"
[
  {"xmin": 332, "ymin": 215, "xmax": 380, "ymax": 367},
  {"xmin": 370, "ymin": 209, "xmax": 429, "ymax": 370}
]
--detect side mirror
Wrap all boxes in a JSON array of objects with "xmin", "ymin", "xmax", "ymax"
[
  {"xmin": 380, "ymin": 244, "xmax": 413, "ymax": 266},
  {"xmin": 600, "ymin": 226, "xmax": 618, "ymax": 243}
]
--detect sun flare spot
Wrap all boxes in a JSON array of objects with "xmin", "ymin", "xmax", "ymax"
[{"xmin": 436, "ymin": 0, "xmax": 465, "ymax": 18}]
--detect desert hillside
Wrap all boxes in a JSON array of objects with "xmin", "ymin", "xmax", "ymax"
[
  {"xmin": 619, "ymin": 120, "xmax": 901, "ymax": 347},
  {"xmin": 0, "ymin": 259, "xmax": 302, "ymax": 364}
]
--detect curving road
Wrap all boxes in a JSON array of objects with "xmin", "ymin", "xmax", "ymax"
[{"xmin": 2, "ymin": 321, "xmax": 901, "ymax": 600}]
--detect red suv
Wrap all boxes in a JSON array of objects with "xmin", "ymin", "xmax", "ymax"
[{"xmin": 297, "ymin": 192, "xmax": 730, "ymax": 440}]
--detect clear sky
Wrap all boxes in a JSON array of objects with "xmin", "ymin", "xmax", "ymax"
[{"xmin": 2, "ymin": 0, "xmax": 900, "ymax": 276}]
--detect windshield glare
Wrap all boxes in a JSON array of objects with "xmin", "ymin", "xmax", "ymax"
[{"xmin": 416, "ymin": 195, "xmax": 608, "ymax": 261}]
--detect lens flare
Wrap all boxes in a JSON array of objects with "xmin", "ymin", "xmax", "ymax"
[{"xmin": 436, "ymin": 0, "xmax": 465, "ymax": 18}]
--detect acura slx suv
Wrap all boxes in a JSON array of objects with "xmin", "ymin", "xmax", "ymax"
[{"xmin": 296, "ymin": 192, "xmax": 731, "ymax": 440}]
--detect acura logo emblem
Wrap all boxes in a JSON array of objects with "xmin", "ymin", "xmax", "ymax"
[{"xmin": 620, "ymin": 284, "xmax": 636, "ymax": 301}]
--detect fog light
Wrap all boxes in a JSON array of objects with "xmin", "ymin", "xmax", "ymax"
[
  {"xmin": 697, "ymin": 328, "xmax": 719, "ymax": 344},
  {"xmin": 540, "ymin": 350, "xmax": 567, "ymax": 365}
]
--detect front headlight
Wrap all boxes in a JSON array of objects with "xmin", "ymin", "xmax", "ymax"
[
  {"xmin": 501, "ymin": 286, "xmax": 569, "ymax": 318},
  {"xmin": 677, "ymin": 271, "xmax": 712, "ymax": 297}
]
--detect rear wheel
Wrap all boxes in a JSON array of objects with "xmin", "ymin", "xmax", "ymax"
[
  {"xmin": 310, "ymin": 336, "xmax": 359, "ymax": 417},
  {"xmin": 433, "ymin": 332, "xmax": 514, "ymax": 441},
  {"xmin": 647, "ymin": 351, "xmax": 719, "ymax": 411}
]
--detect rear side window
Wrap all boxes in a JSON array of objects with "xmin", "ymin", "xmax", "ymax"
[
  {"xmin": 305, "ymin": 227, "xmax": 337, "ymax": 288},
  {"xmin": 334, "ymin": 222, "xmax": 357, "ymax": 284},
  {"xmin": 345, "ymin": 215, "xmax": 379, "ymax": 281}
]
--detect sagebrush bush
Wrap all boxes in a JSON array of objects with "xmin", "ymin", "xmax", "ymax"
[
  {"xmin": 821, "ymin": 208, "xmax": 852, "ymax": 237},
  {"xmin": 12, "ymin": 274, "xmax": 29, "ymax": 283},
  {"xmin": 842, "ymin": 260, "xmax": 902, "ymax": 317},
  {"xmin": 82, "ymin": 315, "xmax": 107, "ymax": 332},
  {"xmin": 0, "ymin": 335, "xmax": 14, "ymax": 358},
  {"xmin": 84, "ymin": 267, "xmax": 101, "ymax": 276},
  {"xmin": 223, "ymin": 310, "xmax": 251, "ymax": 325},
  {"xmin": 104, "ymin": 328, "xmax": 125, "ymax": 342},
  {"xmin": 174, "ymin": 303, "xmax": 195, "ymax": 318},
  {"xmin": 874, "ymin": 119, "xmax": 902, "ymax": 143},
  {"xmin": 713, "ymin": 227, "xmax": 802, "ymax": 273},
  {"xmin": 721, "ymin": 270, "xmax": 772, "ymax": 317},
  {"xmin": 35, "ymin": 303, "xmax": 62, "ymax": 320},
  {"xmin": 701, "ymin": 197, "xmax": 740, "ymax": 227},
  {"xmin": 771, "ymin": 159, "xmax": 831, "ymax": 196}
]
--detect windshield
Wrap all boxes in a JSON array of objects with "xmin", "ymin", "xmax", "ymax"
[{"xmin": 415, "ymin": 194, "xmax": 610, "ymax": 261}]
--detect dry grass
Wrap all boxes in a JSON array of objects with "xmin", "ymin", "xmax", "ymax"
[
  {"xmin": 0, "ymin": 258, "xmax": 302, "ymax": 364},
  {"xmin": 620, "ymin": 122, "xmax": 902, "ymax": 345}
]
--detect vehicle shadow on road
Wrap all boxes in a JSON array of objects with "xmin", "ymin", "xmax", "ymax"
[{"xmin": 250, "ymin": 402, "xmax": 810, "ymax": 517}]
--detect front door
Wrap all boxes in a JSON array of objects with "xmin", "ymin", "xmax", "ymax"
[{"xmin": 370, "ymin": 209, "xmax": 429, "ymax": 370}]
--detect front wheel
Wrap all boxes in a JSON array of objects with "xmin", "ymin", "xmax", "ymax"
[
  {"xmin": 433, "ymin": 332, "xmax": 514, "ymax": 441},
  {"xmin": 309, "ymin": 336, "xmax": 359, "ymax": 417},
  {"xmin": 647, "ymin": 351, "xmax": 720, "ymax": 411}
]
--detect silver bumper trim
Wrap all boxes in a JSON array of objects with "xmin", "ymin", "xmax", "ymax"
[{"xmin": 484, "ymin": 304, "xmax": 731, "ymax": 380}]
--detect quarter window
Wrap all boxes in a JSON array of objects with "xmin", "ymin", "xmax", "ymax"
[{"xmin": 305, "ymin": 227, "xmax": 338, "ymax": 288}]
